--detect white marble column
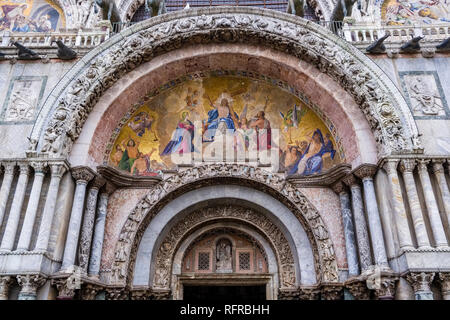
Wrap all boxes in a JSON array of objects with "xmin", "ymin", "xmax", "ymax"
[
  {"xmin": 16, "ymin": 274, "xmax": 46, "ymax": 300},
  {"xmin": 343, "ymin": 174, "xmax": 373, "ymax": 272},
  {"xmin": 354, "ymin": 165, "xmax": 389, "ymax": 268},
  {"xmin": 383, "ymin": 160, "xmax": 414, "ymax": 250},
  {"xmin": 399, "ymin": 160, "xmax": 431, "ymax": 249},
  {"xmin": 60, "ymin": 166, "xmax": 95, "ymax": 271},
  {"xmin": 0, "ymin": 162, "xmax": 15, "ymax": 227},
  {"xmin": 332, "ymin": 181, "xmax": 360, "ymax": 277},
  {"xmin": 431, "ymin": 160, "xmax": 450, "ymax": 227},
  {"xmin": 78, "ymin": 175, "xmax": 105, "ymax": 273},
  {"xmin": 417, "ymin": 160, "xmax": 448, "ymax": 248},
  {"xmin": 16, "ymin": 162, "xmax": 48, "ymax": 251},
  {"xmin": 438, "ymin": 272, "xmax": 450, "ymax": 300},
  {"xmin": 88, "ymin": 183, "xmax": 115, "ymax": 277},
  {"xmin": 406, "ymin": 272, "xmax": 435, "ymax": 300},
  {"xmin": 34, "ymin": 163, "xmax": 67, "ymax": 251},
  {"xmin": 0, "ymin": 163, "xmax": 30, "ymax": 251},
  {"xmin": 0, "ymin": 276, "xmax": 12, "ymax": 300}
]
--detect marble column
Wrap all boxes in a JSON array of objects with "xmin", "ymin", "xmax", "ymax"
[
  {"xmin": 332, "ymin": 181, "xmax": 360, "ymax": 277},
  {"xmin": 88, "ymin": 182, "xmax": 115, "ymax": 277},
  {"xmin": 0, "ymin": 276, "xmax": 13, "ymax": 300},
  {"xmin": 16, "ymin": 162, "xmax": 48, "ymax": 251},
  {"xmin": 354, "ymin": 165, "xmax": 389, "ymax": 268},
  {"xmin": 16, "ymin": 274, "xmax": 46, "ymax": 300},
  {"xmin": 60, "ymin": 166, "xmax": 95, "ymax": 271},
  {"xmin": 406, "ymin": 272, "xmax": 435, "ymax": 300},
  {"xmin": 0, "ymin": 162, "xmax": 30, "ymax": 251},
  {"xmin": 343, "ymin": 174, "xmax": 372, "ymax": 272},
  {"xmin": 0, "ymin": 162, "xmax": 15, "ymax": 227},
  {"xmin": 78, "ymin": 175, "xmax": 105, "ymax": 273},
  {"xmin": 383, "ymin": 160, "xmax": 414, "ymax": 250},
  {"xmin": 431, "ymin": 160, "xmax": 450, "ymax": 226},
  {"xmin": 399, "ymin": 160, "xmax": 431, "ymax": 248},
  {"xmin": 34, "ymin": 163, "xmax": 67, "ymax": 252},
  {"xmin": 438, "ymin": 272, "xmax": 450, "ymax": 300},
  {"xmin": 417, "ymin": 160, "xmax": 448, "ymax": 248}
]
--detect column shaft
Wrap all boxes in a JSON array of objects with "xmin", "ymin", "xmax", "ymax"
[
  {"xmin": 17, "ymin": 162, "xmax": 47, "ymax": 251},
  {"xmin": 339, "ymin": 190, "xmax": 360, "ymax": 276},
  {"xmin": 34, "ymin": 164, "xmax": 66, "ymax": 251},
  {"xmin": 361, "ymin": 177, "xmax": 389, "ymax": 267},
  {"xmin": 0, "ymin": 163, "xmax": 30, "ymax": 251},
  {"xmin": 399, "ymin": 160, "xmax": 430, "ymax": 248},
  {"xmin": 0, "ymin": 163, "xmax": 15, "ymax": 227},
  {"xmin": 432, "ymin": 161, "xmax": 450, "ymax": 226},
  {"xmin": 383, "ymin": 160, "xmax": 414, "ymax": 250},
  {"xmin": 417, "ymin": 160, "xmax": 447, "ymax": 247},
  {"xmin": 88, "ymin": 192, "xmax": 109, "ymax": 277}
]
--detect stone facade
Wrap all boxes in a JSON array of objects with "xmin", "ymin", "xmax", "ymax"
[{"xmin": 0, "ymin": 4, "xmax": 449, "ymax": 300}]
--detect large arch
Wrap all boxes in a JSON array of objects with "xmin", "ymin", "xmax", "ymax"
[{"xmin": 29, "ymin": 7, "xmax": 422, "ymax": 161}]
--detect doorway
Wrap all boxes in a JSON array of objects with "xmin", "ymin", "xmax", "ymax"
[{"xmin": 183, "ymin": 285, "xmax": 267, "ymax": 301}]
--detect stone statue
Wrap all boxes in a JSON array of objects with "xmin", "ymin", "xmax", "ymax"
[{"xmin": 216, "ymin": 239, "xmax": 232, "ymax": 272}]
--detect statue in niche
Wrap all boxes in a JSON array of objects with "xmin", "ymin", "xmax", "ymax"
[{"xmin": 216, "ymin": 239, "xmax": 232, "ymax": 272}]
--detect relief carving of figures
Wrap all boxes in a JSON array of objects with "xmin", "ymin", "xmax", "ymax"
[
  {"xmin": 404, "ymin": 74, "xmax": 445, "ymax": 116},
  {"xmin": 3, "ymin": 78, "xmax": 45, "ymax": 122}
]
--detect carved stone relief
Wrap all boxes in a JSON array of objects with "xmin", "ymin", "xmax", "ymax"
[{"xmin": 1, "ymin": 77, "xmax": 47, "ymax": 123}]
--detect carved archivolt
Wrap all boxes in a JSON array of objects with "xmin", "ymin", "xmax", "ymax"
[
  {"xmin": 111, "ymin": 163, "xmax": 340, "ymax": 287},
  {"xmin": 153, "ymin": 205, "xmax": 295, "ymax": 290},
  {"xmin": 31, "ymin": 7, "xmax": 421, "ymax": 158}
]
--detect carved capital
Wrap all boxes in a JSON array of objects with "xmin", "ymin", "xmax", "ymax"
[
  {"xmin": 278, "ymin": 288, "xmax": 299, "ymax": 300},
  {"xmin": 2, "ymin": 162, "xmax": 16, "ymax": 175},
  {"xmin": 438, "ymin": 272, "xmax": 450, "ymax": 297},
  {"xmin": 0, "ymin": 276, "xmax": 13, "ymax": 300},
  {"xmin": 16, "ymin": 274, "xmax": 46, "ymax": 297},
  {"xmin": 320, "ymin": 284, "xmax": 344, "ymax": 300},
  {"xmin": 331, "ymin": 181, "xmax": 347, "ymax": 195},
  {"xmin": 49, "ymin": 162, "xmax": 67, "ymax": 178},
  {"xmin": 342, "ymin": 173, "xmax": 359, "ymax": 187},
  {"xmin": 80, "ymin": 283, "xmax": 104, "ymax": 300},
  {"xmin": 71, "ymin": 166, "xmax": 95, "ymax": 184},
  {"xmin": 346, "ymin": 280, "xmax": 370, "ymax": 300},
  {"xmin": 106, "ymin": 288, "xmax": 129, "ymax": 300},
  {"xmin": 91, "ymin": 175, "xmax": 106, "ymax": 190},
  {"xmin": 373, "ymin": 277, "xmax": 397, "ymax": 300},
  {"xmin": 51, "ymin": 278, "xmax": 76, "ymax": 300},
  {"xmin": 398, "ymin": 159, "xmax": 416, "ymax": 173},
  {"xmin": 130, "ymin": 289, "xmax": 152, "ymax": 300},
  {"xmin": 17, "ymin": 162, "xmax": 30, "ymax": 175},
  {"xmin": 416, "ymin": 159, "xmax": 430, "ymax": 172},
  {"xmin": 30, "ymin": 161, "xmax": 48, "ymax": 174},
  {"xmin": 150, "ymin": 289, "xmax": 171, "ymax": 300},
  {"xmin": 103, "ymin": 182, "xmax": 117, "ymax": 195},
  {"xmin": 298, "ymin": 287, "xmax": 320, "ymax": 300},
  {"xmin": 353, "ymin": 164, "xmax": 378, "ymax": 180},
  {"xmin": 406, "ymin": 272, "xmax": 435, "ymax": 293},
  {"xmin": 431, "ymin": 160, "xmax": 445, "ymax": 174},
  {"xmin": 382, "ymin": 159, "xmax": 399, "ymax": 175}
]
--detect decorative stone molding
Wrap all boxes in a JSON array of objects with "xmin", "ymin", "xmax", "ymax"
[
  {"xmin": 97, "ymin": 165, "xmax": 162, "ymax": 188},
  {"xmin": 150, "ymin": 205, "xmax": 295, "ymax": 291},
  {"xmin": 16, "ymin": 274, "xmax": 47, "ymax": 299},
  {"xmin": 286, "ymin": 164, "xmax": 351, "ymax": 187},
  {"xmin": 111, "ymin": 163, "xmax": 339, "ymax": 288},
  {"xmin": 30, "ymin": 7, "xmax": 421, "ymax": 159},
  {"xmin": 0, "ymin": 276, "xmax": 13, "ymax": 300},
  {"xmin": 71, "ymin": 166, "xmax": 96, "ymax": 184}
]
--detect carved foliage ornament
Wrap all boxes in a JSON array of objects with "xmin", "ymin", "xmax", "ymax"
[
  {"xmin": 152, "ymin": 205, "xmax": 296, "ymax": 290},
  {"xmin": 35, "ymin": 9, "xmax": 419, "ymax": 158},
  {"xmin": 111, "ymin": 163, "xmax": 340, "ymax": 287}
]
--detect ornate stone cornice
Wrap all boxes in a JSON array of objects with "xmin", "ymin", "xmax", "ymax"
[
  {"xmin": 71, "ymin": 166, "xmax": 96, "ymax": 184},
  {"xmin": 16, "ymin": 274, "xmax": 47, "ymax": 295},
  {"xmin": 286, "ymin": 164, "xmax": 351, "ymax": 187},
  {"xmin": 97, "ymin": 165, "xmax": 161, "ymax": 188},
  {"xmin": 30, "ymin": 7, "xmax": 421, "ymax": 159},
  {"xmin": 353, "ymin": 163, "xmax": 378, "ymax": 180},
  {"xmin": 406, "ymin": 272, "xmax": 435, "ymax": 293},
  {"xmin": 398, "ymin": 159, "xmax": 416, "ymax": 173}
]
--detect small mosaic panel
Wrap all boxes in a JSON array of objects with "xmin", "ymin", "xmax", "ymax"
[{"xmin": 399, "ymin": 71, "xmax": 449, "ymax": 120}]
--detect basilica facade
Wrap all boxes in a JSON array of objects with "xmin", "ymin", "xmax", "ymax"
[{"xmin": 0, "ymin": 0, "xmax": 449, "ymax": 300}]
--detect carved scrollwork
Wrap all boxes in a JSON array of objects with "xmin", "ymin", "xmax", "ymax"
[
  {"xmin": 34, "ymin": 8, "xmax": 420, "ymax": 158},
  {"xmin": 111, "ymin": 163, "xmax": 339, "ymax": 289}
]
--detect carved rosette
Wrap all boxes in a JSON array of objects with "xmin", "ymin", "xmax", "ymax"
[
  {"xmin": 71, "ymin": 166, "xmax": 96, "ymax": 184},
  {"xmin": 0, "ymin": 276, "xmax": 13, "ymax": 300},
  {"xmin": 110, "ymin": 164, "xmax": 340, "ymax": 290},
  {"xmin": 35, "ymin": 8, "xmax": 419, "ymax": 158},
  {"xmin": 16, "ymin": 274, "xmax": 47, "ymax": 299},
  {"xmin": 406, "ymin": 272, "xmax": 435, "ymax": 294}
]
